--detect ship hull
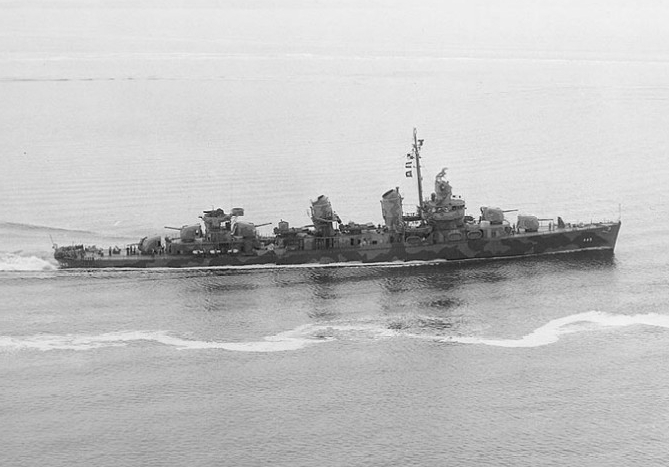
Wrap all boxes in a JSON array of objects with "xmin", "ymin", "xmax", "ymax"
[{"xmin": 55, "ymin": 221, "xmax": 621, "ymax": 269}]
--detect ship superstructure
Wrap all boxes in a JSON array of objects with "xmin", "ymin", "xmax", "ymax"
[{"xmin": 54, "ymin": 130, "xmax": 621, "ymax": 268}]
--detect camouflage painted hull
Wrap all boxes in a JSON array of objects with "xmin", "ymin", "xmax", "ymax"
[{"xmin": 55, "ymin": 221, "xmax": 620, "ymax": 269}]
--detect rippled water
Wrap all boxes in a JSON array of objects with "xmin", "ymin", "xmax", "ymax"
[
  {"xmin": 3, "ymin": 254, "xmax": 669, "ymax": 466},
  {"xmin": 2, "ymin": 2, "xmax": 669, "ymax": 466}
]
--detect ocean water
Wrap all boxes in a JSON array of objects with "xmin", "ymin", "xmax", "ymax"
[{"xmin": 2, "ymin": 2, "xmax": 669, "ymax": 466}]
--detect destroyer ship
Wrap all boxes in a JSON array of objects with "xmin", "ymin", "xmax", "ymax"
[{"xmin": 54, "ymin": 130, "xmax": 621, "ymax": 269}]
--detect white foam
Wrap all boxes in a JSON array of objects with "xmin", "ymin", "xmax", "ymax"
[
  {"xmin": 444, "ymin": 311, "xmax": 669, "ymax": 348},
  {"xmin": 0, "ymin": 327, "xmax": 328, "ymax": 353},
  {"xmin": 0, "ymin": 252, "xmax": 57, "ymax": 271},
  {"xmin": 5, "ymin": 312, "xmax": 662, "ymax": 353}
]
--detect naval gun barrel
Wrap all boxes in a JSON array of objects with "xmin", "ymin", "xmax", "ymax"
[
  {"xmin": 255, "ymin": 222, "xmax": 273, "ymax": 228},
  {"xmin": 164, "ymin": 226, "xmax": 183, "ymax": 231},
  {"xmin": 502, "ymin": 209, "xmax": 519, "ymax": 213}
]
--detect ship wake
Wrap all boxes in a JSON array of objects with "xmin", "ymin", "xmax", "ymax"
[
  {"xmin": 443, "ymin": 311, "xmax": 669, "ymax": 348},
  {"xmin": 0, "ymin": 252, "xmax": 57, "ymax": 271},
  {"xmin": 3, "ymin": 312, "xmax": 667, "ymax": 353},
  {"xmin": 299, "ymin": 311, "xmax": 669, "ymax": 348},
  {"xmin": 0, "ymin": 326, "xmax": 331, "ymax": 353}
]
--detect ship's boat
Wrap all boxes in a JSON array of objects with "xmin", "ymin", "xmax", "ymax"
[{"xmin": 53, "ymin": 129, "xmax": 621, "ymax": 269}]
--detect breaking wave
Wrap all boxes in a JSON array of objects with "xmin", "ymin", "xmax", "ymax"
[{"xmin": 0, "ymin": 252, "xmax": 57, "ymax": 271}]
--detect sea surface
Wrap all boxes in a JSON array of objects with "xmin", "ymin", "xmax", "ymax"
[{"xmin": 2, "ymin": 1, "xmax": 669, "ymax": 466}]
